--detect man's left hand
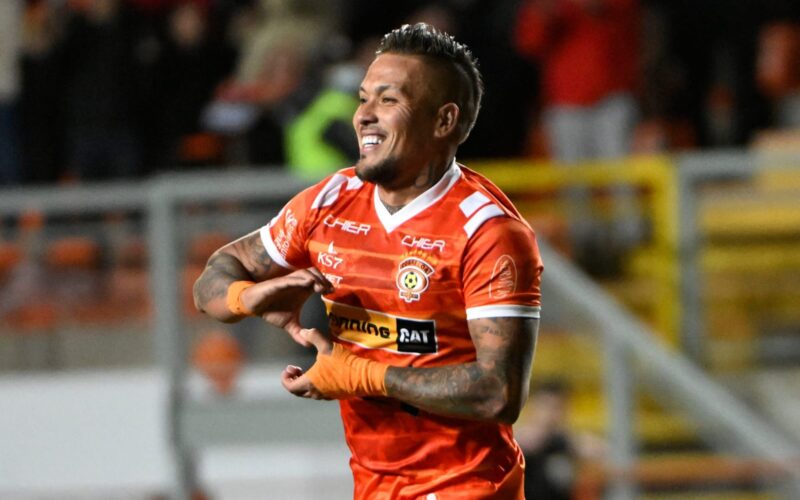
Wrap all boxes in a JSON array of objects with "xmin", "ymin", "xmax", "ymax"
[{"xmin": 281, "ymin": 328, "xmax": 333, "ymax": 400}]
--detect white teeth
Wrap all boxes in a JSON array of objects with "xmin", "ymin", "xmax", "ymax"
[{"xmin": 362, "ymin": 135, "xmax": 383, "ymax": 146}]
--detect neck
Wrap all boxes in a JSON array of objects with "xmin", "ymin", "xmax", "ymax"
[{"xmin": 378, "ymin": 155, "xmax": 454, "ymax": 211}]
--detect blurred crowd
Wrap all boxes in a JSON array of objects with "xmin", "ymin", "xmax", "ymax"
[{"xmin": 0, "ymin": 0, "xmax": 799, "ymax": 187}]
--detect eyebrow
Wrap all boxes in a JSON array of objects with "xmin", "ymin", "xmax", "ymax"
[{"xmin": 359, "ymin": 84, "xmax": 406, "ymax": 95}]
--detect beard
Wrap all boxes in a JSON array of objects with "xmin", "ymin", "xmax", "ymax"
[{"xmin": 355, "ymin": 155, "xmax": 400, "ymax": 186}]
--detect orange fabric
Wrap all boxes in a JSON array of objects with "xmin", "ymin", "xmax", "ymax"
[
  {"xmin": 262, "ymin": 164, "xmax": 542, "ymax": 488},
  {"xmin": 306, "ymin": 343, "xmax": 388, "ymax": 398},
  {"xmin": 351, "ymin": 449, "xmax": 525, "ymax": 499},
  {"xmin": 225, "ymin": 280, "xmax": 255, "ymax": 316},
  {"xmin": 514, "ymin": 0, "xmax": 640, "ymax": 105}
]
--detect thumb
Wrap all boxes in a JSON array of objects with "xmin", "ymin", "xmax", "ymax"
[
  {"xmin": 302, "ymin": 328, "xmax": 333, "ymax": 355},
  {"xmin": 284, "ymin": 321, "xmax": 312, "ymax": 348}
]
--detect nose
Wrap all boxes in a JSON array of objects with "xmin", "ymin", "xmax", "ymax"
[{"xmin": 355, "ymin": 100, "xmax": 377, "ymax": 127}]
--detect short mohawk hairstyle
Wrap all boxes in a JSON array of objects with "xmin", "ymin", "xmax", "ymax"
[{"xmin": 377, "ymin": 23, "xmax": 484, "ymax": 143}]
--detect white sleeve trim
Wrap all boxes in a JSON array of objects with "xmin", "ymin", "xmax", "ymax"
[
  {"xmin": 463, "ymin": 203, "xmax": 505, "ymax": 238},
  {"xmin": 466, "ymin": 304, "xmax": 541, "ymax": 320},
  {"xmin": 459, "ymin": 191, "xmax": 491, "ymax": 217},
  {"xmin": 311, "ymin": 174, "xmax": 347, "ymax": 209},
  {"xmin": 259, "ymin": 225, "xmax": 296, "ymax": 270}
]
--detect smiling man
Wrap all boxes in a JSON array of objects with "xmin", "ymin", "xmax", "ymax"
[{"xmin": 194, "ymin": 23, "xmax": 543, "ymax": 499}]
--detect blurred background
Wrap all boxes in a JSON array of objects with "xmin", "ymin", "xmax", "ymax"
[{"xmin": 1, "ymin": 0, "xmax": 800, "ymax": 499}]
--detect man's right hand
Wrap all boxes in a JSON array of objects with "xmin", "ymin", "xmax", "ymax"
[
  {"xmin": 193, "ymin": 231, "xmax": 333, "ymax": 345},
  {"xmin": 240, "ymin": 268, "xmax": 334, "ymax": 347}
]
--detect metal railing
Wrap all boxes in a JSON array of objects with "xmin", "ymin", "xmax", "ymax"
[{"xmin": 2, "ymin": 154, "xmax": 799, "ymax": 498}]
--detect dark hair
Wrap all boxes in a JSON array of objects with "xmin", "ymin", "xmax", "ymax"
[{"xmin": 377, "ymin": 23, "xmax": 484, "ymax": 143}]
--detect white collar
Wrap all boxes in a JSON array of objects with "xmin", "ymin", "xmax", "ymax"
[{"xmin": 373, "ymin": 159, "xmax": 461, "ymax": 233}]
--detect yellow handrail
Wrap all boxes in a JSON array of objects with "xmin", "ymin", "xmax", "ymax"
[{"xmin": 471, "ymin": 155, "xmax": 680, "ymax": 345}]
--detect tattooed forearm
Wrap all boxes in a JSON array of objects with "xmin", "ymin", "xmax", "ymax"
[
  {"xmin": 384, "ymin": 317, "xmax": 537, "ymax": 424},
  {"xmin": 385, "ymin": 362, "xmax": 503, "ymax": 420},
  {"xmin": 193, "ymin": 252, "xmax": 250, "ymax": 313},
  {"xmin": 192, "ymin": 230, "xmax": 278, "ymax": 319}
]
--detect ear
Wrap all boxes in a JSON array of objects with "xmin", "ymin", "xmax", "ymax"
[{"xmin": 434, "ymin": 102, "xmax": 460, "ymax": 140}]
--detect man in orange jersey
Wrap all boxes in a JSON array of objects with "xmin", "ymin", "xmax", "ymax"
[{"xmin": 194, "ymin": 23, "xmax": 543, "ymax": 499}]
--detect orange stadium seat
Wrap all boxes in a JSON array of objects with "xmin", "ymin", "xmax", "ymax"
[
  {"xmin": 44, "ymin": 236, "xmax": 105, "ymax": 326},
  {"xmin": 0, "ymin": 242, "xmax": 22, "ymax": 277},
  {"xmin": 44, "ymin": 236, "xmax": 102, "ymax": 270}
]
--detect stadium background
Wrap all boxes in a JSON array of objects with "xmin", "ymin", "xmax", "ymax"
[{"xmin": 1, "ymin": 0, "xmax": 800, "ymax": 499}]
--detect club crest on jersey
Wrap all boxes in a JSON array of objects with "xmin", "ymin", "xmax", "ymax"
[{"xmin": 396, "ymin": 255, "xmax": 435, "ymax": 303}]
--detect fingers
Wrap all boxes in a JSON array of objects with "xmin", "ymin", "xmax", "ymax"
[
  {"xmin": 281, "ymin": 365, "xmax": 308, "ymax": 396},
  {"xmin": 281, "ymin": 365, "xmax": 329, "ymax": 400},
  {"xmin": 301, "ymin": 328, "xmax": 333, "ymax": 355},
  {"xmin": 284, "ymin": 321, "xmax": 313, "ymax": 348},
  {"xmin": 304, "ymin": 267, "xmax": 335, "ymax": 294},
  {"xmin": 272, "ymin": 268, "xmax": 333, "ymax": 294},
  {"xmin": 282, "ymin": 364, "xmax": 304, "ymax": 382}
]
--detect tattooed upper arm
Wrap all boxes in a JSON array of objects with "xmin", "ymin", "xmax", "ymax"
[
  {"xmin": 467, "ymin": 316, "xmax": 539, "ymax": 416},
  {"xmin": 221, "ymin": 230, "xmax": 290, "ymax": 282}
]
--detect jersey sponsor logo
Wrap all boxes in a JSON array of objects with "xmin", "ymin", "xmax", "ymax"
[
  {"xmin": 489, "ymin": 254, "xmax": 517, "ymax": 299},
  {"xmin": 401, "ymin": 235, "xmax": 446, "ymax": 252},
  {"xmin": 324, "ymin": 300, "xmax": 437, "ymax": 354},
  {"xmin": 317, "ymin": 241, "xmax": 344, "ymax": 270},
  {"xmin": 323, "ymin": 273, "xmax": 343, "ymax": 286},
  {"xmin": 396, "ymin": 318, "xmax": 437, "ymax": 354},
  {"xmin": 396, "ymin": 256, "xmax": 435, "ymax": 303},
  {"xmin": 329, "ymin": 311, "xmax": 391, "ymax": 339},
  {"xmin": 323, "ymin": 214, "xmax": 371, "ymax": 235},
  {"xmin": 273, "ymin": 209, "xmax": 298, "ymax": 258}
]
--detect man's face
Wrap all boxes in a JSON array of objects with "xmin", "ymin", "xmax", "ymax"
[{"xmin": 352, "ymin": 53, "xmax": 441, "ymax": 186}]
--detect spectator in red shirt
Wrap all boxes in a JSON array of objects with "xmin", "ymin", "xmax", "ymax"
[
  {"xmin": 515, "ymin": 0, "xmax": 643, "ymax": 274},
  {"xmin": 515, "ymin": 0, "xmax": 640, "ymax": 162}
]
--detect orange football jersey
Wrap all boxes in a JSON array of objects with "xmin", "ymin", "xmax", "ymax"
[{"xmin": 261, "ymin": 161, "xmax": 543, "ymax": 498}]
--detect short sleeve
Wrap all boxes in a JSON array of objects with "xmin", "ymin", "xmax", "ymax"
[
  {"xmin": 259, "ymin": 171, "xmax": 354, "ymax": 270},
  {"xmin": 461, "ymin": 217, "xmax": 543, "ymax": 320},
  {"xmin": 258, "ymin": 187, "xmax": 318, "ymax": 270}
]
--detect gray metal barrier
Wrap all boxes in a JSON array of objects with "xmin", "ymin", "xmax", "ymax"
[{"xmin": 2, "ymin": 158, "xmax": 799, "ymax": 499}]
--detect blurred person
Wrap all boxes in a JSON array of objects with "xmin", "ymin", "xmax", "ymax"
[
  {"xmin": 60, "ymin": 0, "xmax": 143, "ymax": 180},
  {"xmin": 194, "ymin": 24, "xmax": 543, "ymax": 499},
  {"xmin": 0, "ymin": 0, "xmax": 23, "ymax": 185},
  {"xmin": 514, "ymin": 0, "xmax": 643, "ymax": 274},
  {"xmin": 202, "ymin": 0, "xmax": 340, "ymax": 165},
  {"xmin": 630, "ymin": 1, "xmax": 697, "ymax": 155},
  {"xmin": 448, "ymin": 0, "xmax": 542, "ymax": 159},
  {"xmin": 20, "ymin": 0, "xmax": 65, "ymax": 184},
  {"xmin": 756, "ymin": 22, "xmax": 800, "ymax": 129},
  {"xmin": 516, "ymin": 380, "xmax": 607, "ymax": 500},
  {"xmin": 275, "ymin": 38, "xmax": 375, "ymax": 180},
  {"xmin": 514, "ymin": 0, "xmax": 641, "ymax": 163},
  {"xmin": 150, "ymin": 1, "xmax": 235, "ymax": 169},
  {"xmin": 235, "ymin": 0, "xmax": 339, "ymax": 85}
]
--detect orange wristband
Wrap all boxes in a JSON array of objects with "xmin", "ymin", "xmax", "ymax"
[
  {"xmin": 226, "ymin": 280, "xmax": 256, "ymax": 316},
  {"xmin": 305, "ymin": 344, "xmax": 388, "ymax": 399}
]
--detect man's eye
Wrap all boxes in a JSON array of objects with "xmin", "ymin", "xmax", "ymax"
[
  {"xmin": 358, "ymin": 97, "xmax": 367, "ymax": 104},
  {"xmin": 381, "ymin": 97, "xmax": 397, "ymax": 104}
]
